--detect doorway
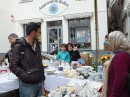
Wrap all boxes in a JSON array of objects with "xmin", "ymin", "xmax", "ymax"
[{"xmin": 47, "ymin": 21, "xmax": 62, "ymax": 55}]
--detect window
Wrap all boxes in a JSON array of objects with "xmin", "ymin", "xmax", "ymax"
[
  {"xmin": 20, "ymin": 0, "xmax": 33, "ymax": 3},
  {"xmin": 69, "ymin": 19, "xmax": 91, "ymax": 49}
]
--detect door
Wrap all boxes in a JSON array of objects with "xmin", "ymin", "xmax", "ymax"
[{"xmin": 48, "ymin": 27, "xmax": 62, "ymax": 55}]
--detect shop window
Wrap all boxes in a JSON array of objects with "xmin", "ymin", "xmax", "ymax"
[
  {"xmin": 20, "ymin": 0, "xmax": 33, "ymax": 3},
  {"xmin": 69, "ymin": 19, "xmax": 91, "ymax": 49}
]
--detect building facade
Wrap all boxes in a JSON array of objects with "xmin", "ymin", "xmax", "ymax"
[
  {"xmin": 0, "ymin": 0, "xmax": 14, "ymax": 56},
  {"xmin": 107, "ymin": 0, "xmax": 124, "ymax": 33},
  {"xmin": 0, "ymin": 0, "xmax": 108, "ymax": 56},
  {"xmin": 122, "ymin": 0, "xmax": 130, "ymax": 40}
]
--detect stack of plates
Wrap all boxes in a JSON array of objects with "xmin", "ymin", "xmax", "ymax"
[{"xmin": 46, "ymin": 68, "xmax": 56, "ymax": 75}]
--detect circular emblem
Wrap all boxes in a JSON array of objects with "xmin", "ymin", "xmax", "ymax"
[{"xmin": 49, "ymin": 4, "xmax": 58, "ymax": 14}]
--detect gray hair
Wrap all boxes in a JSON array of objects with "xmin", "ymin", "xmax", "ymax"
[
  {"xmin": 8, "ymin": 33, "xmax": 18, "ymax": 39},
  {"xmin": 108, "ymin": 31, "xmax": 130, "ymax": 51}
]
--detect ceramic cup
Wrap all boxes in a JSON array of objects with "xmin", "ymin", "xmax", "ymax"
[
  {"xmin": 95, "ymin": 73, "xmax": 101, "ymax": 80},
  {"xmin": 88, "ymin": 76, "xmax": 95, "ymax": 81},
  {"xmin": 58, "ymin": 67, "xmax": 63, "ymax": 71},
  {"xmin": 50, "ymin": 90, "xmax": 56, "ymax": 96},
  {"xmin": 101, "ymin": 73, "xmax": 105, "ymax": 81}
]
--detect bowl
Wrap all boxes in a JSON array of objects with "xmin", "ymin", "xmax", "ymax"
[
  {"xmin": 58, "ymin": 67, "xmax": 63, "ymax": 71},
  {"xmin": 1, "ymin": 65, "xmax": 8, "ymax": 70}
]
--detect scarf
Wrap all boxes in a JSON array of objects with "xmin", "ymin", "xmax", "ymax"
[{"xmin": 101, "ymin": 49, "xmax": 126, "ymax": 97}]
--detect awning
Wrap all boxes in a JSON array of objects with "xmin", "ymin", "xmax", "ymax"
[
  {"xmin": 64, "ymin": 12, "xmax": 93, "ymax": 20},
  {"xmin": 19, "ymin": 18, "xmax": 43, "ymax": 24}
]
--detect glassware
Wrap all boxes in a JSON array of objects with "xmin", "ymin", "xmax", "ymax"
[
  {"xmin": 54, "ymin": 60, "xmax": 60, "ymax": 70},
  {"xmin": 61, "ymin": 60, "xmax": 65, "ymax": 67},
  {"xmin": 49, "ymin": 59, "xmax": 54, "ymax": 68}
]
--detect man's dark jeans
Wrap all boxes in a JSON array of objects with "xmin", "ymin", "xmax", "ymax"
[{"xmin": 19, "ymin": 80, "xmax": 44, "ymax": 97}]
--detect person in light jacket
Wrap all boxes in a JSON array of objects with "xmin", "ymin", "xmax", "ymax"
[{"xmin": 56, "ymin": 44, "xmax": 70, "ymax": 63}]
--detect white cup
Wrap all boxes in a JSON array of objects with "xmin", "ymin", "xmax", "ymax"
[
  {"xmin": 95, "ymin": 73, "xmax": 101, "ymax": 80},
  {"xmin": 88, "ymin": 76, "xmax": 95, "ymax": 81},
  {"xmin": 101, "ymin": 73, "xmax": 105, "ymax": 81},
  {"xmin": 50, "ymin": 90, "xmax": 55, "ymax": 96}
]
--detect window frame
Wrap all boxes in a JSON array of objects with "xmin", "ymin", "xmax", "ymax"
[{"xmin": 68, "ymin": 18, "xmax": 92, "ymax": 50}]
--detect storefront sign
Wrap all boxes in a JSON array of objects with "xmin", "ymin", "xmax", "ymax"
[
  {"xmin": 76, "ymin": 30, "xmax": 87, "ymax": 42},
  {"xmin": 39, "ymin": 0, "xmax": 69, "ymax": 16}
]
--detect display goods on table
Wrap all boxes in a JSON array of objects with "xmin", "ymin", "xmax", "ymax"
[{"xmin": 43, "ymin": 59, "xmax": 104, "ymax": 97}]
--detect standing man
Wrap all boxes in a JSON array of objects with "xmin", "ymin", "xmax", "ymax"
[
  {"xmin": 5, "ymin": 33, "xmax": 19, "ymax": 97},
  {"xmin": 10, "ymin": 22, "xmax": 45, "ymax": 97},
  {"xmin": 8, "ymin": 33, "xmax": 18, "ymax": 43},
  {"xmin": 5, "ymin": 33, "xmax": 19, "ymax": 63}
]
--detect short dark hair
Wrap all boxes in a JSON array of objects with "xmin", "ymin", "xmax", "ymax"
[
  {"xmin": 8, "ymin": 33, "xmax": 18, "ymax": 39},
  {"xmin": 67, "ymin": 43, "xmax": 74, "ymax": 48},
  {"xmin": 26, "ymin": 22, "xmax": 40, "ymax": 35},
  {"xmin": 61, "ymin": 44, "xmax": 67, "ymax": 49}
]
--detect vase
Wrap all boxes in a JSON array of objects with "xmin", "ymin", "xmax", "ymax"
[{"xmin": 97, "ymin": 65, "xmax": 103, "ymax": 73}]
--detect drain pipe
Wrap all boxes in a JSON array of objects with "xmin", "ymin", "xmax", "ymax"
[{"xmin": 94, "ymin": 0, "xmax": 99, "ymax": 62}]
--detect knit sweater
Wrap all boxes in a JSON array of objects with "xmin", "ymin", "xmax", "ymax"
[{"xmin": 108, "ymin": 52, "xmax": 130, "ymax": 97}]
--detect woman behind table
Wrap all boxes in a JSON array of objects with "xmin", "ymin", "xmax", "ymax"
[
  {"xmin": 56, "ymin": 44, "xmax": 70, "ymax": 63},
  {"xmin": 67, "ymin": 43, "xmax": 81, "ymax": 62},
  {"xmin": 101, "ymin": 31, "xmax": 130, "ymax": 97}
]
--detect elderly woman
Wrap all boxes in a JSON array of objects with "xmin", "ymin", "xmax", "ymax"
[
  {"xmin": 101, "ymin": 31, "xmax": 130, "ymax": 97},
  {"xmin": 67, "ymin": 43, "xmax": 81, "ymax": 62}
]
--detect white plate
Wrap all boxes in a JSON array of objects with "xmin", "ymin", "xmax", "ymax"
[{"xmin": 81, "ymin": 66, "xmax": 92, "ymax": 69}]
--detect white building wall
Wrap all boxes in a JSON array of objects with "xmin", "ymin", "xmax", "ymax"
[
  {"xmin": 0, "ymin": 0, "xmax": 108, "ymax": 53},
  {"xmin": 98, "ymin": 0, "xmax": 108, "ymax": 50},
  {"xmin": 0, "ymin": 0, "xmax": 14, "ymax": 53}
]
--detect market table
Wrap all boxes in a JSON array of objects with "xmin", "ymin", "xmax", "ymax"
[
  {"xmin": 0, "ymin": 74, "xmax": 71, "ymax": 93},
  {"xmin": 44, "ymin": 75, "xmax": 94, "ymax": 91},
  {"xmin": 0, "ymin": 73, "xmax": 102, "ymax": 93},
  {"xmin": 0, "ymin": 74, "xmax": 19, "ymax": 93},
  {"xmin": 44, "ymin": 75, "xmax": 71, "ymax": 91}
]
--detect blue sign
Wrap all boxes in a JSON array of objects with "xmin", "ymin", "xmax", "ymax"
[
  {"xmin": 39, "ymin": 0, "xmax": 69, "ymax": 16},
  {"xmin": 49, "ymin": 4, "xmax": 58, "ymax": 14}
]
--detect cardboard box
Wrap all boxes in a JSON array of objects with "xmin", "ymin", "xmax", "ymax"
[{"xmin": 80, "ymin": 54, "xmax": 92, "ymax": 66}]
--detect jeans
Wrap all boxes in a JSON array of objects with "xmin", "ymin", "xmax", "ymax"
[{"xmin": 19, "ymin": 80, "xmax": 44, "ymax": 97}]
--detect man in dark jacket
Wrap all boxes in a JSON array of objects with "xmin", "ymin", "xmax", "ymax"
[
  {"xmin": 5, "ymin": 33, "xmax": 19, "ymax": 97},
  {"xmin": 10, "ymin": 22, "xmax": 45, "ymax": 97}
]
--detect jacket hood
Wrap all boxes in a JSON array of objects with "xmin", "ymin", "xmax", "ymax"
[{"xmin": 15, "ymin": 37, "xmax": 27, "ymax": 46}]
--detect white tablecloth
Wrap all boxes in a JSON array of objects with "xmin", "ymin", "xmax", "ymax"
[
  {"xmin": 0, "ymin": 74, "xmax": 71, "ymax": 93},
  {"xmin": 0, "ymin": 74, "xmax": 92, "ymax": 93},
  {"xmin": 44, "ymin": 75, "xmax": 71, "ymax": 91},
  {"xmin": 0, "ymin": 75, "xmax": 19, "ymax": 93}
]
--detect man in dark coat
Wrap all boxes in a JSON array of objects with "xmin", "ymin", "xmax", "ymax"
[{"xmin": 10, "ymin": 22, "xmax": 45, "ymax": 97}]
